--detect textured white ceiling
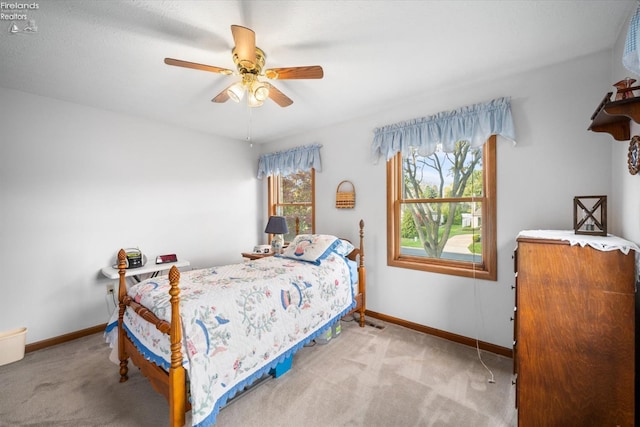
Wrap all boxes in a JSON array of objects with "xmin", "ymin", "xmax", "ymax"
[{"xmin": 0, "ymin": 1, "xmax": 636, "ymax": 143}]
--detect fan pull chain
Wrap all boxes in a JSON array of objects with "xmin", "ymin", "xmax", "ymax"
[{"xmin": 246, "ymin": 104, "xmax": 253, "ymax": 147}]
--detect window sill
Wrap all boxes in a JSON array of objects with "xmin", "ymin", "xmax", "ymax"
[{"xmin": 387, "ymin": 256, "xmax": 496, "ymax": 281}]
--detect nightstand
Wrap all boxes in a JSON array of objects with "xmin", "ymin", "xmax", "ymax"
[{"xmin": 241, "ymin": 252, "xmax": 275, "ymax": 260}]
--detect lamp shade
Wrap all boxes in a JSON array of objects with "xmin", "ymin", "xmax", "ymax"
[
  {"xmin": 226, "ymin": 81, "xmax": 245, "ymax": 103},
  {"xmin": 247, "ymin": 90, "xmax": 264, "ymax": 108},
  {"xmin": 264, "ymin": 216, "xmax": 288, "ymax": 235},
  {"xmin": 251, "ymin": 80, "xmax": 270, "ymax": 102}
]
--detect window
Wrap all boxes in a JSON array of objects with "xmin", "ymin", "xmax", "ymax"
[
  {"xmin": 387, "ymin": 136, "xmax": 496, "ymax": 280},
  {"xmin": 268, "ymin": 169, "xmax": 315, "ymax": 242}
]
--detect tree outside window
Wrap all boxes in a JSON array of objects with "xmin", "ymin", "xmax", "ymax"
[
  {"xmin": 387, "ymin": 136, "xmax": 496, "ymax": 280},
  {"xmin": 268, "ymin": 169, "xmax": 315, "ymax": 242}
]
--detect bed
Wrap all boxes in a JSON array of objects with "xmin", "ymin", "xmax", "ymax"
[{"xmin": 105, "ymin": 220, "xmax": 366, "ymax": 427}]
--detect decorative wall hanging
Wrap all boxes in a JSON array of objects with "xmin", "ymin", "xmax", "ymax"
[
  {"xmin": 573, "ymin": 195, "xmax": 607, "ymax": 236},
  {"xmin": 335, "ymin": 180, "xmax": 355, "ymax": 209},
  {"xmin": 628, "ymin": 135, "xmax": 639, "ymax": 175},
  {"xmin": 588, "ymin": 89, "xmax": 640, "ymax": 142}
]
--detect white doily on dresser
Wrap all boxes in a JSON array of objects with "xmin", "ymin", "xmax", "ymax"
[
  {"xmin": 517, "ymin": 230, "xmax": 640, "ymax": 288},
  {"xmin": 517, "ymin": 229, "xmax": 640, "ymax": 255}
]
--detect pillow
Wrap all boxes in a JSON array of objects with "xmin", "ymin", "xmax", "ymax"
[
  {"xmin": 333, "ymin": 239, "xmax": 355, "ymax": 257},
  {"xmin": 281, "ymin": 234, "xmax": 340, "ymax": 265},
  {"xmin": 346, "ymin": 258, "xmax": 359, "ymax": 285}
]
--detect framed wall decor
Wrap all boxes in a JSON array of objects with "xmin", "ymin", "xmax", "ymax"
[
  {"xmin": 628, "ymin": 135, "xmax": 639, "ymax": 175},
  {"xmin": 573, "ymin": 195, "xmax": 607, "ymax": 236},
  {"xmin": 335, "ymin": 180, "xmax": 355, "ymax": 209}
]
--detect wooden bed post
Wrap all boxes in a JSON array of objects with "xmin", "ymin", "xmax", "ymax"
[
  {"xmin": 358, "ymin": 219, "xmax": 366, "ymax": 327},
  {"xmin": 117, "ymin": 249, "xmax": 129, "ymax": 382},
  {"xmin": 168, "ymin": 266, "xmax": 186, "ymax": 427}
]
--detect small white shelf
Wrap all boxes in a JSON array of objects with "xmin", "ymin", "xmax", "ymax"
[{"xmin": 101, "ymin": 259, "xmax": 190, "ymax": 280}]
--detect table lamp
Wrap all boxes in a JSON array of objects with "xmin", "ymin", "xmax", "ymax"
[{"xmin": 265, "ymin": 216, "xmax": 288, "ymax": 254}]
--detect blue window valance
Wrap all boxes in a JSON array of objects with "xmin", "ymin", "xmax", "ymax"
[
  {"xmin": 257, "ymin": 144, "xmax": 322, "ymax": 179},
  {"xmin": 623, "ymin": 3, "xmax": 640, "ymax": 75},
  {"xmin": 371, "ymin": 97, "xmax": 516, "ymax": 163}
]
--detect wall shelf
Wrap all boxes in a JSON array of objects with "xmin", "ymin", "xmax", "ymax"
[{"xmin": 588, "ymin": 92, "xmax": 640, "ymax": 141}]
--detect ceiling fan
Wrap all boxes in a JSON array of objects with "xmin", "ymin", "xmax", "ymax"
[{"xmin": 164, "ymin": 25, "xmax": 324, "ymax": 108}]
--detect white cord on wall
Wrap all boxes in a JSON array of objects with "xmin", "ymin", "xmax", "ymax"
[
  {"xmin": 473, "ymin": 278, "xmax": 496, "ymax": 384},
  {"xmin": 470, "ymin": 175, "xmax": 496, "ymax": 384},
  {"xmin": 105, "ymin": 291, "xmax": 117, "ymax": 317}
]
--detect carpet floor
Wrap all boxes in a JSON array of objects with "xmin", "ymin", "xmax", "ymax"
[{"xmin": 0, "ymin": 318, "xmax": 517, "ymax": 426}]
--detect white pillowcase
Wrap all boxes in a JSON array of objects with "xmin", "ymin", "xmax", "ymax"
[
  {"xmin": 333, "ymin": 239, "xmax": 355, "ymax": 257},
  {"xmin": 281, "ymin": 234, "xmax": 340, "ymax": 265}
]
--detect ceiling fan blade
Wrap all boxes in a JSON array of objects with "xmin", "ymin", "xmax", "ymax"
[
  {"xmin": 212, "ymin": 86, "xmax": 231, "ymax": 103},
  {"xmin": 164, "ymin": 58, "xmax": 233, "ymax": 75},
  {"xmin": 231, "ymin": 25, "xmax": 256, "ymax": 67},
  {"xmin": 267, "ymin": 84, "xmax": 293, "ymax": 107},
  {"xmin": 264, "ymin": 66, "xmax": 324, "ymax": 80}
]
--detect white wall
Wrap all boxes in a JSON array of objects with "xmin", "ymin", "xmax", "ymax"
[
  {"xmin": 611, "ymin": 14, "xmax": 640, "ymax": 245},
  {"xmin": 261, "ymin": 50, "xmax": 613, "ymax": 348},
  {"xmin": 1, "ymin": 48, "xmax": 622, "ymax": 349},
  {"xmin": 0, "ymin": 87, "xmax": 259, "ymax": 343}
]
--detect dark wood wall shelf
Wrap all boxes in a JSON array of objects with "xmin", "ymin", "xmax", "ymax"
[{"xmin": 588, "ymin": 92, "xmax": 640, "ymax": 141}]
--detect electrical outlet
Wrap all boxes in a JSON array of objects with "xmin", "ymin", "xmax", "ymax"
[{"xmin": 106, "ymin": 284, "xmax": 114, "ymax": 295}]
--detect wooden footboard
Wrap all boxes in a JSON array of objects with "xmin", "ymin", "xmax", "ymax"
[
  {"xmin": 115, "ymin": 219, "xmax": 366, "ymax": 427},
  {"xmin": 117, "ymin": 250, "xmax": 187, "ymax": 426}
]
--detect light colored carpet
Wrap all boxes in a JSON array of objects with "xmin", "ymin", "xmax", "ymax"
[{"xmin": 0, "ymin": 318, "xmax": 517, "ymax": 426}]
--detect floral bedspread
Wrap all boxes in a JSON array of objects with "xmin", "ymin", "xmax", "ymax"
[{"xmin": 106, "ymin": 253, "xmax": 355, "ymax": 426}]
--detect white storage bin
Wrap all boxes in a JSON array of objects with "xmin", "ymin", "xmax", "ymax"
[
  {"xmin": 0, "ymin": 327, "xmax": 27, "ymax": 366},
  {"xmin": 332, "ymin": 322, "xmax": 341, "ymax": 339},
  {"xmin": 315, "ymin": 327, "xmax": 332, "ymax": 345}
]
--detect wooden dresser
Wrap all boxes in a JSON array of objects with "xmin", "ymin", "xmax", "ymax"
[{"xmin": 513, "ymin": 232, "xmax": 636, "ymax": 427}]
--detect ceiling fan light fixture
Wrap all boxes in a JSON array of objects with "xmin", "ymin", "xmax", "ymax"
[
  {"xmin": 227, "ymin": 81, "xmax": 245, "ymax": 103},
  {"xmin": 247, "ymin": 90, "xmax": 264, "ymax": 108},
  {"xmin": 251, "ymin": 81, "xmax": 270, "ymax": 102},
  {"xmin": 165, "ymin": 26, "xmax": 321, "ymax": 109}
]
